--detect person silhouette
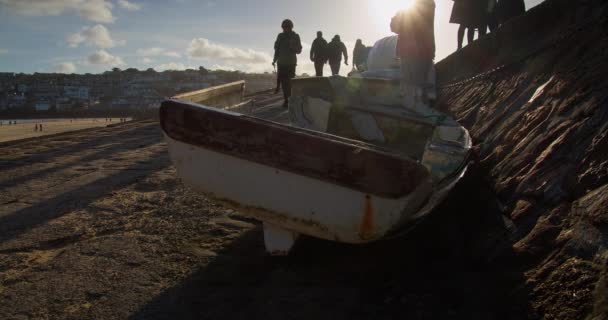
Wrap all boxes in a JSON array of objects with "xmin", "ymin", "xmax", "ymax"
[
  {"xmin": 310, "ymin": 31, "xmax": 329, "ymax": 77},
  {"xmin": 272, "ymin": 19, "xmax": 303, "ymax": 108},
  {"xmin": 327, "ymin": 35, "xmax": 348, "ymax": 76}
]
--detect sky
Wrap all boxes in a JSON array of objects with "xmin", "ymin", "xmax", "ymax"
[{"xmin": 0, "ymin": 0, "xmax": 546, "ymax": 76}]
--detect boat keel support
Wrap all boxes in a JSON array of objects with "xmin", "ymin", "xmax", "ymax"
[{"xmin": 263, "ymin": 222, "xmax": 300, "ymax": 256}]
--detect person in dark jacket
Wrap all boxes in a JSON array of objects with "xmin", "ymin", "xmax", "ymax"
[
  {"xmin": 273, "ymin": 19, "xmax": 303, "ymax": 108},
  {"xmin": 327, "ymin": 35, "xmax": 348, "ymax": 76},
  {"xmin": 485, "ymin": 0, "xmax": 498, "ymax": 33},
  {"xmin": 310, "ymin": 31, "xmax": 328, "ymax": 77},
  {"xmin": 450, "ymin": 0, "xmax": 487, "ymax": 50},
  {"xmin": 352, "ymin": 39, "xmax": 370, "ymax": 72},
  {"xmin": 391, "ymin": 0, "xmax": 436, "ymax": 112},
  {"xmin": 497, "ymin": 0, "xmax": 525, "ymax": 25}
]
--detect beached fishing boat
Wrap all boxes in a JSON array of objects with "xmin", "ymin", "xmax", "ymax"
[{"xmin": 160, "ymin": 73, "xmax": 472, "ymax": 255}]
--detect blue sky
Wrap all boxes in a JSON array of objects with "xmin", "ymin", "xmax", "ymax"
[{"xmin": 0, "ymin": 0, "xmax": 545, "ymax": 75}]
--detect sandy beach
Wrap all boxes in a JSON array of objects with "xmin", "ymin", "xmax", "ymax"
[
  {"xmin": 0, "ymin": 120, "xmax": 520, "ymax": 320},
  {"xmin": 0, "ymin": 118, "xmax": 129, "ymax": 143}
]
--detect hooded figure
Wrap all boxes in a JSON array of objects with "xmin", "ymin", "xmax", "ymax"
[
  {"xmin": 352, "ymin": 39, "xmax": 371, "ymax": 71},
  {"xmin": 273, "ymin": 19, "xmax": 302, "ymax": 108},
  {"xmin": 327, "ymin": 35, "xmax": 348, "ymax": 76},
  {"xmin": 310, "ymin": 31, "xmax": 328, "ymax": 77},
  {"xmin": 391, "ymin": 0, "xmax": 437, "ymax": 113}
]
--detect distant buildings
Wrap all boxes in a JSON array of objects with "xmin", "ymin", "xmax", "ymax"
[
  {"xmin": 35, "ymin": 101, "xmax": 51, "ymax": 112},
  {"xmin": 64, "ymin": 86, "xmax": 89, "ymax": 100},
  {"xmin": 0, "ymin": 69, "xmax": 275, "ymax": 113}
]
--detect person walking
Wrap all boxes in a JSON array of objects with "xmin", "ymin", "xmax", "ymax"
[
  {"xmin": 327, "ymin": 35, "xmax": 348, "ymax": 76},
  {"xmin": 310, "ymin": 31, "xmax": 328, "ymax": 77},
  {"xmin": 486, "ymin": 0, "xmax": 499, "ymax": 33},
  {"xmin": 450, "ymin": 0, "xmax": 487, "ymax": 50},
  {"xmin": 391, "ymin": 0, "xmax": 436, "ymax": 113},
  {"xmin": 352, "ymin": 39, "xmax": 370, "ymax": 72},
  {"xmin": 273, "ymin": 19, "xmax": 303, "ymax": 108},
  {"xmin": 272, "ymin": 62, "xmax": 281, "ymax": 94}
]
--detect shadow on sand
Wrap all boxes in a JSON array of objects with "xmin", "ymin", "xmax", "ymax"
[
  {"xmin": 0, "ymin": 150, "xmax": 171, "ymax": 248},
  {"xmin": 130, "ymin": 165, "xmax": 532, "ymax": 320},
  {"xmin": 0, "ymin": 124, "xmax": 159, "ymax": 172}
]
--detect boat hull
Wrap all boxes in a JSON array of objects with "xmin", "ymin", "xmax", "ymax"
[
  {"xmin": 160, "ymin": 99, "xmax": 437, "ymax": 244},
  {"xmin": 165, "ymin": 135, "xmax": 433, "ymax": 243}
]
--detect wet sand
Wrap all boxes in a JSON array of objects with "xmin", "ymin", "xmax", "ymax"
[{"xmin": 0, "ymin": 119, "xmax": 127, "ymax": 143}]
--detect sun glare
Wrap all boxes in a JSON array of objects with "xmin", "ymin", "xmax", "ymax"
[{"xmin": 368, "ymin": 0, "xmax": 414, "ymax": 25}]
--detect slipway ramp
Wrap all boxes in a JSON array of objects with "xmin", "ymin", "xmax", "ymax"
[{"xmin": 436, "ymin": 0, "xmax": 608, "ymax": 318}]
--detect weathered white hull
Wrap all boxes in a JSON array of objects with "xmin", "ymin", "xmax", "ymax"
[
  {"xmin": 165, "ymin": 134, "xmax": 434, "ymax": 246},
  {"xmin": 161, "ymin": 78, "xmax": 471, "ymax": 255}
]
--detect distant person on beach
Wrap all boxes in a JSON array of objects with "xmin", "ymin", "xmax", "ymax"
[
  {"xmin": 310, "ymin": 31, "xmax": 328, "ymax": 77},
  {"xmin": 497, "ymin": 0, "xmax": 525, "ymax": 25},
  {"xmin": 327, "ymin": 35, "xmax": 348, "ymax": 76},
  {"xmin": 391, "ymin": 0, "xmax": 436, "ymax": 112},
  {"xmin": 352, "ymin": 39, "xmax": 371, "ymax": 72},
  {"xmin": 39, "ymin": 124, "xmax": 43, "ymax": 131},
  {"xmin": 273, "ymin": 19, "xmax": 303, "ymax": 108}
]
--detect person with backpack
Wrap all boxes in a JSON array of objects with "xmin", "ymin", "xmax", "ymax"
[
  {"xmin": 310, "ymin": 31, "xmax": 328, "ymax": 77},
  {"xmin": 327, "ymin": 35, "xmax": 348, "ymax": 76},
  {"xmin": 272, "ymin": 19, "xmax": 303, "ymax": 108}
]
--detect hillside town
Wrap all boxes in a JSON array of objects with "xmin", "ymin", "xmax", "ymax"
[{"xmin": 0, "ymin": 68, "xmax": 275, "ymax": 115}]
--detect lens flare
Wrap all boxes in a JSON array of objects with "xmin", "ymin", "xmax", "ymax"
[{"xmin": 369, "ymin": 0, "xmax": 414, "ymax": 25}]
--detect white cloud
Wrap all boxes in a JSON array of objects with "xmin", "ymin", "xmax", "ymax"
[
  {"xmin": 88, "ymin": 50, "xmax": 124, "ymax": 65},
  {"xmin": 210, "ymin": 64, "xmax": 235, "ymax": 71},
  {"xmin": 0, "ymin": 49, "xmax": 8, "ymax": 54},
  {"xmin": 0, "ymin": 0, "xmax": 115, "ymax": 23},
  {"xmin": 155, "ymin": 62, "xmax": 194, "ymax": 71},
  {"xmin": 136, "ymin": 47, "xmax": 182, "ymax": 58},
  {"xmin": 53, "ymin": 62, "xmax": 76, "ymax": 73},
  {"xmin": 116, "ymin": 0, "xmax": 140, "ymax": 11},
  {"xmin": 67, "ymin": 24, "xmax": 124, "ymax": 48},
  {"xmin": 140, "ymin": 57, "xmax": 153, "ymax": 63},
  {"xmin": 187, "ymin": 38, "xmax": 271, "ymax": 64},
  {"xmin": 165, "ymin": 51, "xmax": 181, "ymax": 58}
]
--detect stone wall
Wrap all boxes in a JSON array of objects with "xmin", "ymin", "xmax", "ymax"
[{"xmin": 436, "ymin": 0, "xmax": 608, "ymax": 318}]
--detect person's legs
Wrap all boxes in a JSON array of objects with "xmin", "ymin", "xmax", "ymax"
[
  {"xmin": 457, "ymin": 24, "xmax": 466, "ymax": 50},
  {"xmin": 314, "ymin": 61, "xmax": 324, "ymax": 77},
  {"xmin": 279, "ymin": 64, "xmax": 296, "ymax": 108},
  {"xmin": 330, "ymin": 63, "xmax": 340, "ymax": 76},
  {"xmin": 274, "ymin": 75, "xmax": 281, "ymax": 94},
  {"xmin": 402, "ymin": 57, "xmax": 436, "ymax": 113},
  {"xmin": 467, "ymin": 26, "xmax": 475, "ymax": 44},
  {"xmin": 400, "ymin": 59, "xmax": 416, "ymax": 108},
  {"xmin": 479, "ymin": 23, "xmax": 488, "ymax": 37},
  {"xmin": 282, "ymin": 77, "xmax": 291, "ymax": 107},
  {"xmin": 487, "ymin": 12, "xmax": 498, "ymax": 32}
]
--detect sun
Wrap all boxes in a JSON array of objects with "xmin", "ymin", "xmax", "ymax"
[{"xmin": 368, "ymin": 0, "xmax": 414, "ymax": 25}]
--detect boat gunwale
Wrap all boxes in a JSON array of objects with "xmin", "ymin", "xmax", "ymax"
[{"xmin": 160, "ymin": 99, "xmax": 431, "ymax": 199}]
